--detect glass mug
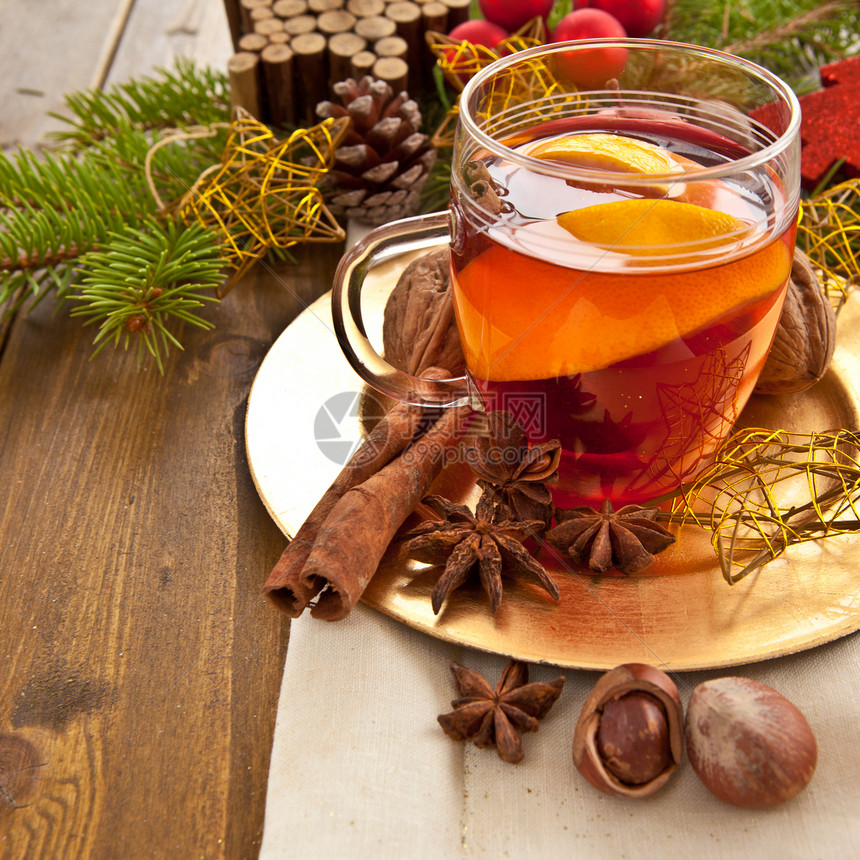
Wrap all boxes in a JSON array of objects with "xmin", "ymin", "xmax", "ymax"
[{"xmin": 332, "ymin": 40, "xmax": 801, "ymax": 507}]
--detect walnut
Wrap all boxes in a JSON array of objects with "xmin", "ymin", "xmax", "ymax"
[
  {"xmin": 382, "ymin": 248, "xmax": 466, "ymax": 376},
  {"xmin": 755, "ymin": 249, "xmax": 837, "ymax": 395}
]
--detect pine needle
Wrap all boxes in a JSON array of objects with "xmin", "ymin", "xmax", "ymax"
[{"xmin": 71, "ymin": 217, "xmax": 226, "ymax": 372}]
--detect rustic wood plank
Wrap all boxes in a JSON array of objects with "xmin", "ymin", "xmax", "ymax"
[
  {"xmin": 0, "ymin": 0, "xmax": 130, "ymax": 149},
  {"xmin": 0, "ymin": 1, "xmax": 341, "ymax": 856},
  {"xmin": 0, "ymin": 249, "xmax": 340, "ymax": 858},
  {"xmin": 105, "ymin": 0, "xmax": 234, "ymax": 85}
]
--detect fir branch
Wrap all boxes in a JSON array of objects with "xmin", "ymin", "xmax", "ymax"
[
  {"xmin": 71, "ymin": 217, "xmax": 226, "ymax": 372},
  {"xmin": 664, "ymin": 0, "xmax": 860, "ymax": 90},
  {"xmin": 50, "ymin": 59, "xmax": 231, "ymax": 149},
  {"xmin": 721, "ymin": 0, "xmax": 852, "ymax": 55}
]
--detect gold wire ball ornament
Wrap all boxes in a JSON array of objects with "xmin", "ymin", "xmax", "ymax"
[
  {"xmin": 426, "ymin": 17, "xmax": 561, "ymax": 150},
  {"xmin": 798, "ymin": 178, "xmax": 860, "ymax": 311},
  {"xmin": 147, "ymin": 109, "xmax": 351, "ymax": 296},
  {"xmin": 666, "ymin": 428, "xmax": 860, "ymax": 584},
  {"xmin": 425, "ymin": 17, "xmax": 548, "ymax": 94}
]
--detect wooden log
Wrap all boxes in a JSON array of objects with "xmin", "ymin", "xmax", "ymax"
[
  {"xmin": 440, "ymin": 0, "xmax": 470, "ymax": 30},
  {"xmin": 251, "ymin": 5, "xmax": 276, "ymax": 21},
  {"xmin": 374, "ymin": 34, "xmax": 408, "ymax": 60},
  {"xmin": 385, "ymin": 1, "xmax": 421, "ymax": 44},
  {"xmin": 228, "ymin": 51, "xmax": 263, "ymax": 118},
  {"xmin": 317, "ymin": 9, "xmax": 357, "ymax": 35},
  {"xmin": 223, "ymin": 0, "xmax": 244, "ymax": 49},
  {"xmin": 240, "ymin": 0, "xmax": 274, "ymax": 31},
  {"xmin": 354, "ymin": 15, "xmax": 396, "ymax": 42},
  {"xmin": 239, "ymin": 32, "xmax": 270, "ymax": 52},
  {"xmin": 421, "ymin": 2, "xmax": 448, "ymax": 32},
  {"xmin": 346, "ymin": 0, "xmax": 384, "ymax": 16},
  {"xmin": 420, "ymin": 2, "xmax": 448, "ymax": 90},
  {"xmin": 268, "ymin": 30, "xmax": 292, "ymax": 44},
  {"xmin": 292, "ymin": 31, "xmax": 329, "ymax": 121},
  {"xmin": 384, "ymin": 1, "xmax": 421, "ymax": 91},
  {"xmin": 255, "ymin": 17, "xmax": 286, "ymax": 35},
  {"xmin": 261, "ymin": 43, "xmax": 296, "ymax": 127},
  {"xmin": 272, "ymin": 0, "xmax": 308, "ymax": 15},
  {"xmin": 328, "ymin": 31, "xmax": 368, "ymax": 85},
  {"xmin": 308, "ymin": 0, "xmax": 344, "ymax": 10},
  {"xmin": 372, "ymin": 55, "xmax": 408, "ymax": 92},
  {"xmin": 284, "ymin": 13, "xmax": 318, "ymax": 34},
  {"xmin": 350, "ymin": 49, "xmax": 378, "ymax": 78}
]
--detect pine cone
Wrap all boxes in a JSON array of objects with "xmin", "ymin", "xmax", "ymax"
[{"xmin": 316, "ymin": 77, "xmax": 437, "ymax": 226}]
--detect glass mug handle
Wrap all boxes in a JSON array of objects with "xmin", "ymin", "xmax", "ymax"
[{"xmin": 331, "ymin": 211, "xmax": 472, "ymax": 408}]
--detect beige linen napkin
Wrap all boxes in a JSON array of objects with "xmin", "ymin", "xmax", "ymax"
[
  {"xmin": 258, "ymin": 221, "xmax": 860, "ymax": 857},
  {"xmin": 259, "ymin": 602, "xmax": 860, "ymax": 859}
]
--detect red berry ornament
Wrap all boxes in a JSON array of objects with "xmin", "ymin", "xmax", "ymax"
[
  {"xmin": 552, "ymin": 9, "xmax": 628, "ymax": 89},
  {"xmin": 575, "ymin": 0, "xmax": 665, "ymax": 37},
  {"xmin": 478, "ymin": 0, "xmax": 555, "ymax": 32},
  {"xmin": 447, "ymin": 19, "xmax": 510, "ymax": 48}
]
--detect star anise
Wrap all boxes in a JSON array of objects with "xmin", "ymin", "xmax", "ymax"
[
  {"xmin": 437, "ymin": 660, "xmax": 565, "ymax": 764},
  {"xmin": 402, "ymin": 492, "xmax": 560, "ymax": 613},
  {"xmin": 470, "ymin": 411, "xmax": 561, "ymax": 528},
  {"xmin": 546, "ymin": 499, "xmax": 676, "ymax": 575}
]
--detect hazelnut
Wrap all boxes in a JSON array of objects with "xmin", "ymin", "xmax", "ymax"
[
  {"xmin": 685, "ymin": 677, "xmax": 818, "ymax": 808},
  {"xmin": 573, "ymin": 663, "xmax": 683, "ymax": 798}
]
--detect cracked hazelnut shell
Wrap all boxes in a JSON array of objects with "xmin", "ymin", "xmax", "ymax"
[
  {"xmin": 573, "ymin": 663, "xmax": 683, "ymax": 798},
  {"xmin": 685, "ymin": 677, "xmax": 817, "ymax": 808}
]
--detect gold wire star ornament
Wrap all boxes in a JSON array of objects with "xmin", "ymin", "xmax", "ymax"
[
  {"xmin": 798, "ymin": 178, "xmax": 860, "ymax": 311},
  {"xmin": 174, "ymin": 109, "xmax": 351, "ymax": 294}
]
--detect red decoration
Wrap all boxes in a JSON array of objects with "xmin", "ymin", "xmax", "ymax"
[
  {"xmin": 795, "ymin": 56, "xmax": 860, "ymax": 190},
  {"xmin": 573, "ymin": 0, "xmax": 665, "ymax": 37},
  {"xmin": 551, "ymin": 10, "xmax": 628, "ymax": 89},
  {"xmin": 447, "ymin": 18, "xmax": 509, "ymax": 47},
  {"xmin": 478, "ymin": 0, "xmax": 555, "ymax": 32}
]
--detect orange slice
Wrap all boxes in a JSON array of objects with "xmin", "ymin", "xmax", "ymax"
[
  {"xmin": 557, "ymin": 198, "xmax": 750, "ymax": 258},
  {"xmin": 526, "ymin": 131, "xmax": 724, "ymax": 204},
  {"xmin": 528, "ymin": 132, "xmax": 682, "ymax": 176},
  {"xmin": 452, "ymin": 200, "xmax": 791, "ymax": 382}
]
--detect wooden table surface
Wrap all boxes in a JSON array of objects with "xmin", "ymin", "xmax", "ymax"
[{"xmin": 0, "ymin": 2, "xmax": 339, "ymax": 856}]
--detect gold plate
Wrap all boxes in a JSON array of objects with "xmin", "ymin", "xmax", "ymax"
[{"xmin": 246, "ymin": 240, "xmax": 860, "ymax": 670}]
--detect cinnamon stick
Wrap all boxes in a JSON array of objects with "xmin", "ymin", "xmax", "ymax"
[
  {"xmin": 263, "ymin": 368, "xmax": 455, "ymax": 614},
  {"xmin": 304, "ymin": 401, "xmax": 469, "ymax": 620}
]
